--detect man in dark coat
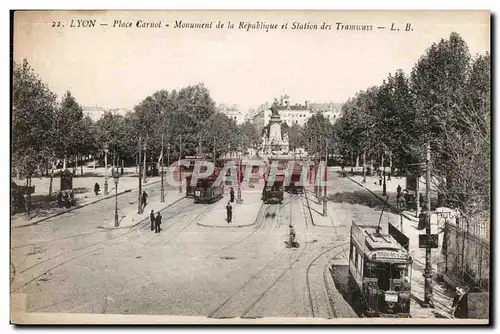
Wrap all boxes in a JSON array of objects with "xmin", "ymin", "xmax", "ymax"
[
  {"xmin": 397, "ymin": 184, "xmax": 402, "ymax": 198},
  {"xmin": 142, "ymin": 191, "xmax": 148, "ymax": 209},
  {"xmin": 226, "ymin": 201, "xmax": 233, "ymax": 223},
  {"xmin": 150, "ymin": 209, "xmax": 155, "ymax": 231},
  {"xmin": 155, "ymin": 212, "xmax": 162, "ymax": 233},
  {"xmin": 94, "ymin": 182, "xmax": 100, "ymax": 196},
  {"xmin": 230, "ymin": 187, "xmax": 235, "ymax": 203}
]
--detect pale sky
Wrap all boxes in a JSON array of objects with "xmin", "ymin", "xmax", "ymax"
[{"xmin": 13, "ymin": 10, "xmax": 490, "ymax": 111}]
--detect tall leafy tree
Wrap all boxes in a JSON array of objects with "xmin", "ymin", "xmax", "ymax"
[
  {"xmin": 12, "ymin": 59, "xmax": 57, "ymax": 217},
  {"xmin": 288, "ymin": 123, "xmax": 304, "ymax": 151},
  {"xmin": 410, "ymin": 32, "xmax": 471, "ymax": 167},
  {"xmin": 239, "ymin": 121, "xmax": 260, "ymax": 149}
]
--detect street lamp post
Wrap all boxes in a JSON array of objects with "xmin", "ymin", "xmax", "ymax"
[
  {"xmin": 178, "ymin": 138, "xmax": 183, "ymax": 194},
  {"xmin": 362, "ymin": 150, "xmax": 367, "ymax": 183},
  {"xmin": 138, "ymin": 137, "xmax": 143, "ymax": 214},
  {"xmin": 423, "ymin": 142, "xmax": 435, "ymax": 308},
  {"xmin": 104, "ymin": 144, "xmax": 109, "ymax": 195},
  {"xmin": 382, "ymin": 150, "xmax": 387, "ymax": 196},
  {"xmin": 323, "ymin": 140, "xmax": 328, "ymax": 216},
  {"xmin": 237, "ymin": 146, "xmax": 242, "ymax": 204},
  {"xmin": 143, "ymin": 140, "xmax": 147, "ymax": 184},
  {"xmin": 161, "ymin": 134, "xmax": 165, "ymax": 203},
  {"xmin": 382, "ymin": 169, "xmax": 387, "ymax": 196},
  {"xmin": 113, "ymin": 170, "xmax": 120, "ymax": 227},
  {"xmin": 167, "ymin": 144, "xmax": 170, "ymax": 168}
]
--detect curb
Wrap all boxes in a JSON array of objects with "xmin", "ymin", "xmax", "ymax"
[
  {"xmin": 97, "ymin": 195, "xmax": 187, "ymax": 230},
  {"xmin": 345, "ymin": 176, "xmax": 418, "ymax": 223},
  {"xmin": 12, "ymin": 179, "xmax": 163, "ymax": 229},
  {"xmin": 324, "ymin": 259, "xmax": 358, "ymax": 318}
]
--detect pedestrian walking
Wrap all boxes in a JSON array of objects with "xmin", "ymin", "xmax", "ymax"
[
  {"xmin": 226, "ymin": 201, "xmax": 233, "ymax": 223},
  {"xmin": 379, "ymin": 174, "xmax": 383, "ymax": 186},
  {"xmin": 230, "ymin": 187, "xmax": 235, "ymax": 203},
  {"xmin": 142, "ymin": 191, "xmax": 148, "ymax": 209},
  {"xmin": 150, "ymin": 209, "xmax": 155, "ymax": 231},
  {"xmin": 154, "ymin": 212, "xmax": 162, "ymax": 233},
  {"xmin": 94, "ymin": 182, "xmax": 100, "ymax": 196},
  {"xmin": 397, "ymin": 184, "xmax": 402, "ymax": 197},
  {"xmin": 121, "ymin": 165, "xmax": 124, "ymax": 176}
]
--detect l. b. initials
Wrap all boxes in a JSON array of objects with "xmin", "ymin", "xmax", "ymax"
[{"xmin": 390, "ymin": 23, "xmax": 413, "ymax": 31}]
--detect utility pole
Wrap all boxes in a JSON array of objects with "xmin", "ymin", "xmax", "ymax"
[
  {"xmin": 143, "ymin": 136, "xmax": 148, "ymax": 184},
  {"xmin": 178, "ymin": 137, "xmax": 183, "ymax": 194},
  {"xmin": 323, "ymin": 139, "xmax": 328, "ymax": 216},
  {"xmin": 382, "ymin": 150, "xmax": 387, "ymax": 196},
  {"xmin": 423, "ymin": 142, "xmax": 435, "ymax": 308},
  {"xmin": 161, "ymin": 134, "xmax": 165, "ymax": 203},
  {"xmin": 138, "ymin": 137, "xmax": 143, "ymax": 214},
  {"xmin": 416, "ymin": 172, "xmax": 420, "ymax": 218},
  {"xmin": 362, "ymin": 150, "xmax": 366, "ymax": 183},
  {"xmin": 213, "ymin": 136, "xmax": 216, "ymax": 166}
]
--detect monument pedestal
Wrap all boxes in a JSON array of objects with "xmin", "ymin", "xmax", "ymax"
[{"xmin": 263, "ymin": 113, "xmax": 289, "ymax": 154}]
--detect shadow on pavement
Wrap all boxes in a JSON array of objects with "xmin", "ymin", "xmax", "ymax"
[{"xmin": 327, "ymin": 191, "xmax": 400, "ymax": 215}]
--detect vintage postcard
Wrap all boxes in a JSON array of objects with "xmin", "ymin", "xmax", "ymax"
[{"xmin": 10, "ymin": 10, "xmax": 491, "ymax": 325}]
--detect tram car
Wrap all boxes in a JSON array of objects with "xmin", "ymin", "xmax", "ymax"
[
  {"xmin": 348, "ymin": 221, "xmax": 413, "ymax": 317},
  {"xmin": 262, "ymin": 174, "xmax": 285, "ymax": 204},
  {"xmin": 285, "ymin": 164, "xmax": 305, "ymax": 194},
  {"xmin": 186, "ymin": 167, "xmax": 222, "ymax": 197},
  {"xmin": 194, "ymin": 175, "xmax": 224, "ymax": 204}
]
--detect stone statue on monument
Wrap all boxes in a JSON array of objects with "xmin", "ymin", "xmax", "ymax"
[{"xmin": 271, "ymin": 99, "xmax": 280, "ymax": 116}]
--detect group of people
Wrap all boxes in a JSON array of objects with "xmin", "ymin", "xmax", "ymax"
[{"xmin": 149, "ymin": 209, "xmax": 163, "ymax": 233}]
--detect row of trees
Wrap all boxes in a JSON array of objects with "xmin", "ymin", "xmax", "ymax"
[
  {"xmin": 333, "ymin": 32, "xmax": 490, "ymax": 217},
  {"xmin": 13, "ymin": 60, "xmax": 262, "ymax": 189}
]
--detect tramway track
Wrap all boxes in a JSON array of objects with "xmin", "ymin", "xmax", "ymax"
[
  {"xmin": 205, "ymin": 202, "xmax": 273, "ymax": 259},
  {"xmin": 11, "ymin": 198, "xmax": 196, "ymax": 293},
  {"xmin": 305, "ymin": 242, "xmax": 350, "ymax": 318},
  {"xmin": 209, "ymin": 194, "xmax": 308, "ymax": 319},
  {"xmin": 14, "ymin": 198, "xmax": 193, "ymax": 277},
  {"xmin": 12, "ymin": 197, "xmax": 192, "ymax": 250}
]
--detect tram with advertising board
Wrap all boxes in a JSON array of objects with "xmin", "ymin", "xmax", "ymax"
[{"xmin": 348, "ymin": 221, "xmax": 413, "ymax": 317}]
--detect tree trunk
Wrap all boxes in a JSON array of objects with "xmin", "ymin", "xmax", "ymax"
[
  {"xmin": 74, "ymin": 154, "xmax": 78, "ymax": 175},
  {"xmin": 356, "ymin": 153, "xmax": 359, "ymax": 167},
  {"xmin": 80, "ymin": 155, "xmax": 84, "ymax": 176},
  {"xmin": 49, "ymin": 167, "xmax": 54, "ymax": 196},
  {"xmin": 24, "ymin": 177, "xmax": 31, "ymax": 220},
  {"xmin": 389, "ymin": 151, "xmax": 393, "ymax": 168},
  {"xmin": 63, "ymin": 155, "xmax": 67, "ymax": 170}
]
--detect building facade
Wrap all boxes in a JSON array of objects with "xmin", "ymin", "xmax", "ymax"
[
  {"xmin": 261, "ymin": 95, "xmax": 343, "ymax": 127},
  {"xmin": 217, "ymin": 103, "xmax": 246, "ymax": 125}
]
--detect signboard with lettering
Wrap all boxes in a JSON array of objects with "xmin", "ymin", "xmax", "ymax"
[
  {"xmin": 419, "ymin": 234, "xmax": 439, "ymax": 249},
  {"xmin": 371, "ymin": 251, "xmax": 408, "ymax": 261},
  {"xmin": 389, "ymin": 223, "xmax": 409, "ymax": 251}
]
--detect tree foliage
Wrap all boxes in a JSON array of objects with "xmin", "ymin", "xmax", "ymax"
[
  {"xmin": 334, "ymin": 32, "xmax": 490, "ymax": 216},
  {"xmin": 12, "ymin": 59, "xmax": 57, "ymax": 177}
]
